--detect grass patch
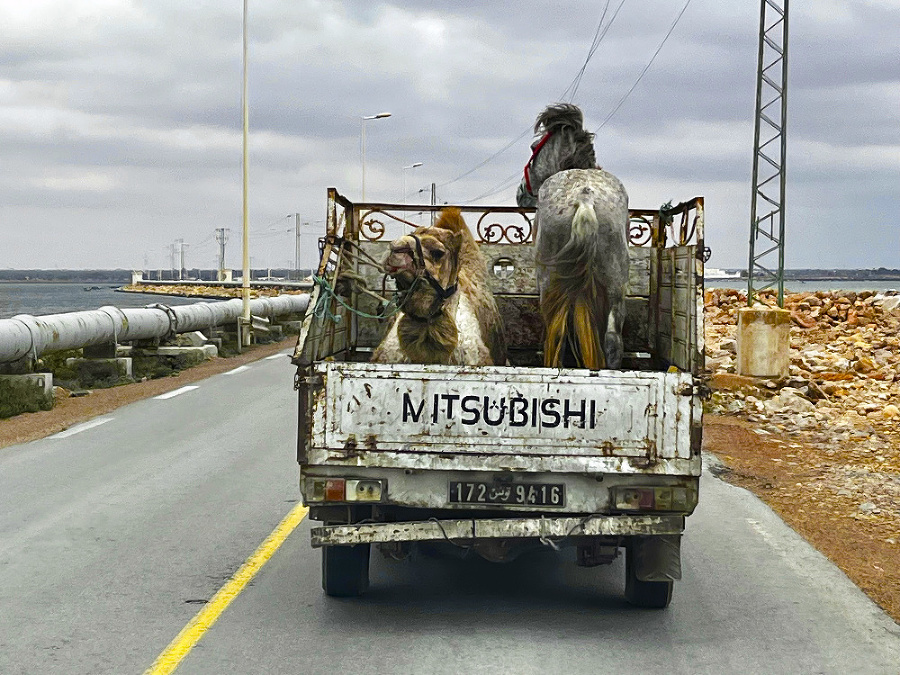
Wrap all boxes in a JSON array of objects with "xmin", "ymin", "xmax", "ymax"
[{"xmin": 0, "ymin": 377, "xmax": 53, "ymax": 419}]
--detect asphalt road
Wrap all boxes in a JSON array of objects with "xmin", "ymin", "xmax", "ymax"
[{"xmin": 1, "ymin": 352, "xmax": 899, "ymax": 674}]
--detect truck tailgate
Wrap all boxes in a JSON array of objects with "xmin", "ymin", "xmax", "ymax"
[{"xmin": 306, "ymin": 362, "xmax": 697, "ymax": 467}]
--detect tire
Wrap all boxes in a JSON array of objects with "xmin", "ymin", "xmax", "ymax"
[
  {"xmin": 322, "ymin": 544, "xmax": 370, "ymax": 597},
  {"xmin": 625, "ymin": 543, "xmax": 674, "ymax": 609}
]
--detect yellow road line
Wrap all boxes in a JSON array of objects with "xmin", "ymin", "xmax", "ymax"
[{"xmin": 144, "ymin": 503, "xmax": 309, "ymax": 675}]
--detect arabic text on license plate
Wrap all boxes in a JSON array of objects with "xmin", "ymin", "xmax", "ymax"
[{"xmin": 449, "ymin": 481, "xmax": 565, "ymax": 506}]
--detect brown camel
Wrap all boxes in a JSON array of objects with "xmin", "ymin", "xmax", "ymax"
[{"xmin": 372, "ymin": 208, "xmax": 506, "ymax": 366}]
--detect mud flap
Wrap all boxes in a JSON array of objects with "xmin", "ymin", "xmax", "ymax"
[{"xmin": 631, "ymin": 534, "xmax": 681, "ymax": 582}]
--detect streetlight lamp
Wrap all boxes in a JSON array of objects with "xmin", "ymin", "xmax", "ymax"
[
  {"xmin": 360, "ymin": 112, "xmax": 391, "ymax": 202},
  {"xmin": 402, "ymin": 162, "xmax": 423, "ymax": 203}
]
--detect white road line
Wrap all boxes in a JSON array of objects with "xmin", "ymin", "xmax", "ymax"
[
  {"xmin": 154, "ymin": 386, "xmax": 199, "ymax": 400},
  {"xmin": 50, "ymin": 417, "xmax": 113, "ymax": 439},
  {"xmin": 264, "ymin": 353, "xmax": 287, "ymax": 361},
  {"xmin": 224, "ymin": 365, "xmax": 251, "ymax": 375}
]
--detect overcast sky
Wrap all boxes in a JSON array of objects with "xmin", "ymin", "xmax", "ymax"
[{"xmin": 2, "ymin": 0, "xmax": 898, "ymax": 271}]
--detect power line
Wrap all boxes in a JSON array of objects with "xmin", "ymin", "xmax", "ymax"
[
  {"xmin": 594, "ymin": 0, "xmax": 693, "ymax": 132},
  {"xmin": 561, "ymin": 0, "xmax": 627, "ymax": 101},
  {"xmin": 474, "ymin": 0, "xmax": 692, "ymax": 204},
  {"xmin": 439, "ymin": 3, "xmax": 624, "ymax": 193},
  {"xmin": 449, "ymin": 0, "xmax": 692, "ymax": 204},
  {"xmin": 461, "ymin": 169, "xmax": 523, "ymax": 205},
  {"xmin": 436, "ymin": 129, "xmax": 531, "ymax": 190}
]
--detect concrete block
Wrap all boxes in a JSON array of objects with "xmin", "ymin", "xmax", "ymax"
[
  {"xmin": 64, "ymin": 357, "xmax": 133, "ymax": 387},
  {"xmin": 154, "ymin": 346, "xmax": 213, "ymax": 359},
  {"xmin": 202, "ymin": 344, "xmax": 218, "ymax": 359},
  {"xmin": 181, "ymin": 331, "xmax": 209, "ymax": 347},
  {"xmin": 204, "ymin": 337, "xmax": 223, "ymax": 352},
  {"xmin": 736, "ymin": 306, "xmax": 790, "ymax": 378}
]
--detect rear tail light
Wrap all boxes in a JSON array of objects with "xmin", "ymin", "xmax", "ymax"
[
  {"xmin": 345, "ymin": 479, "xmax": 384, "ymax": 502},
  {"xmin": 611, "ymin": 486, "xmax": 697, "ymax": 512},
  {"xmin": 305, "ymin": 478, "xmax": 385, "ymax": 503}
]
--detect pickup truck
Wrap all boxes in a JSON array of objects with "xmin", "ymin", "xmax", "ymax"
[{"xmin": 293, "ymin": 188, "xmax": 706, "ymax": 608}]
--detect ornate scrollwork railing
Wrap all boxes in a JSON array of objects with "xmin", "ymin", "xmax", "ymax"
[
  {"xmin": 325, "ymin": 189, "xmax": 702, "ymax": 251},
  {"xmin": 474, "ymin": 211, "xmax": 533, "ymax": 244},
  {"xmin": 359, "ymin": 208, "xmax": 425, "ymax": 241},
  {"xmin": 628, "ymin": 215, "xmax": 654, "ymax": 247}
]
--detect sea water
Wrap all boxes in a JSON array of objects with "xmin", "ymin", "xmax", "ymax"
[
  {"xmin": 704, "ymin": 279, "xmax": 900, "ymax": 294},
  {"xmin": 2, "ymin": 279, "xmax": 897, "ymax": 321},
  {"xmin": 0, "ymin": 282, "xmax": 206, "ymax": 320}
]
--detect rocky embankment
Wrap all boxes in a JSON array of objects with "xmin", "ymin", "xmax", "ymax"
[
  {"xmin": 705, "ymin": 288, "xmax": 900, "ymax": 531},
  {"xmin": 120, "ymin": 283, "xmax": 309, "ymax": 299}
]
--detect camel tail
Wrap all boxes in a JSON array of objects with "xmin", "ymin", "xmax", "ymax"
[{"xmin": 541, "ymin": 200, "xmax": 607, "ymax": 370}]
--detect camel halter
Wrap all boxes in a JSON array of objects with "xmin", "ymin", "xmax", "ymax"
[
  {"xmin": 399, "ymin": 233, "xmax": 458, "ymax": 321},
  {"xmin": 522, "ymin": 131, "xmax": 553, "ymax": 198}
]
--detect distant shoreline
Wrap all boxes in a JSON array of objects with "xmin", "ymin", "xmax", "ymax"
[{"xmin": 4, "ymin": 275, "xmax": 900, "ymax": 283}]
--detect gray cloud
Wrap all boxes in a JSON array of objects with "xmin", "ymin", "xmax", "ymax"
[{"xmin": 1, "ymin": 0, "xmax": 897, "ymax": 270}]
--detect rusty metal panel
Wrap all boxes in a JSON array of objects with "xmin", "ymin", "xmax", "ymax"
[
  {"xmin": 627, "ymin": 247, "xmax": 651, "ymax": 297},
  {"xmin": 656, "ymin": 246, "xmax": 697, "ymax": 372},
  {"xmin": 310, "ymin": 514, "xmax": 684, "ymax": 547},
  {"xmin": 312, "ymin": 362, "xmax": 692, "ymax": 461},
  {"xmin": 305, "ymin": 449, "xmax": 699, "ymax": 476},
  {"xmin": 301, "ymin": 465, "xmax": 699, "ymax": 511}
]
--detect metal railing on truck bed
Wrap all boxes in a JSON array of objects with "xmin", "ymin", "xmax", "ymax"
[{"xmin": 291, "ymin": 189, "xmax": 705, "ymax": 374}]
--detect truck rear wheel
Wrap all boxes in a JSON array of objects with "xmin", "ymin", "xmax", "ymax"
[
  {"xmin": 625, "ymin": 542, "xmax": 674, "ymax": 609},
  {"xmin": 322, "ymin": 544, "xmax": 370, "ymax": 597}
]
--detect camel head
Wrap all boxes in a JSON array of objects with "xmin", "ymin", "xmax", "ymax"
[{"xmin": 384, "ymin": 224, "xmax": 463, "ymax": 320}]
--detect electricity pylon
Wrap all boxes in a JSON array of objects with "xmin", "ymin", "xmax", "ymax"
[{"xmin": 748, "ymin": 0, "xmax": 789, "ymax": 306}]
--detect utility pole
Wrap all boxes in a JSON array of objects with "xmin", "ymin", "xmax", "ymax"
[
  {"xmin": 174, "ymin": 239, "xmax": 184, "ymax": 281},
  {"xmin": 747, "ymin": 0, "xmax": 789, "ymax": 307},
  {"xmin": 737, "ymin": 0, "xmax": 791, "ymax": 380},
  {"xmin": 215, "ymin": 228, "xmax": 228, "ymax": 281},
  {"xmin": 177, "ymin": 239, "xmax": 188, "ymax": 281},
  {"xmin": 294, "ymin": 213, "xmax": 301, "ymax": 280},
  {"xmin": 430, "ymin": 182, "xmax": 436, "ymax": 226}
]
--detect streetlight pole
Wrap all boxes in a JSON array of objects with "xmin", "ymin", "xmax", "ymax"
[
  {"xmin": 360, "ymin": 112, "xmax": 391, "ymax": 202},
  {"xmin": 402, "ymin": 162, "xmax": 423, "ymax": 203},
  {"xmin": 294, "ymin": 213, "xmax": 301, "ymax": 279},
  {"xmin": 240, "ymin": 0, "xmax": 251, "ymax": 346}
]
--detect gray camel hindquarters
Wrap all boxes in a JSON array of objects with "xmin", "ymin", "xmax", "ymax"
[{"xmin": 535, "ymin": 167, "xmax": 630, "ymax": 369}]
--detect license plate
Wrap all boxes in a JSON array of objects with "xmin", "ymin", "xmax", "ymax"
[{"xmin": 449, "ymin": 481, "xmax": 565, "ymax": 507}]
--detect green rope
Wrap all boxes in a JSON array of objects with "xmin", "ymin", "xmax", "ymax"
[
  {"xmin": 312, "ymin": 275, "xmax": 402, "ymax": 322},
  {"xmin": 659, "ymin": 200, "xmax": 674, "ymax": 227}
]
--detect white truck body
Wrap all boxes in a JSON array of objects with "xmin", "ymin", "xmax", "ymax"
[{"xmin": 293, "ymin": 189, "xmax": 706, "ymax": 606}]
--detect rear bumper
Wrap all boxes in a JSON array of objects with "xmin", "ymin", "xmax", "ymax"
[{"xmin": 310, "ymin": 514, "xmax": 684, "ymax": 547}]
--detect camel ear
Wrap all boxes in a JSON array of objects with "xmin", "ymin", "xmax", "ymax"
[{"xmin": 450, "ymin": 231, "xmax": 464, "ymax": 254}]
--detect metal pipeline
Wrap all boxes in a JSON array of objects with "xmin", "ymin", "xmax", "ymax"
[{"xmin": 0, "ymin": 294, "xmax": 309, "ymax": 364}]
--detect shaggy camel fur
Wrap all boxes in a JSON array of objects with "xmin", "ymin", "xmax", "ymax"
[{"xmin": 372, "ymin": 208, "xmax": 506, "ymax": 366}]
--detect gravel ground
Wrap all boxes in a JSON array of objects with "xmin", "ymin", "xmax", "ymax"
[{"xmin": 704, "ymin": 289, "xmax": 900, "ymax": 624}]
